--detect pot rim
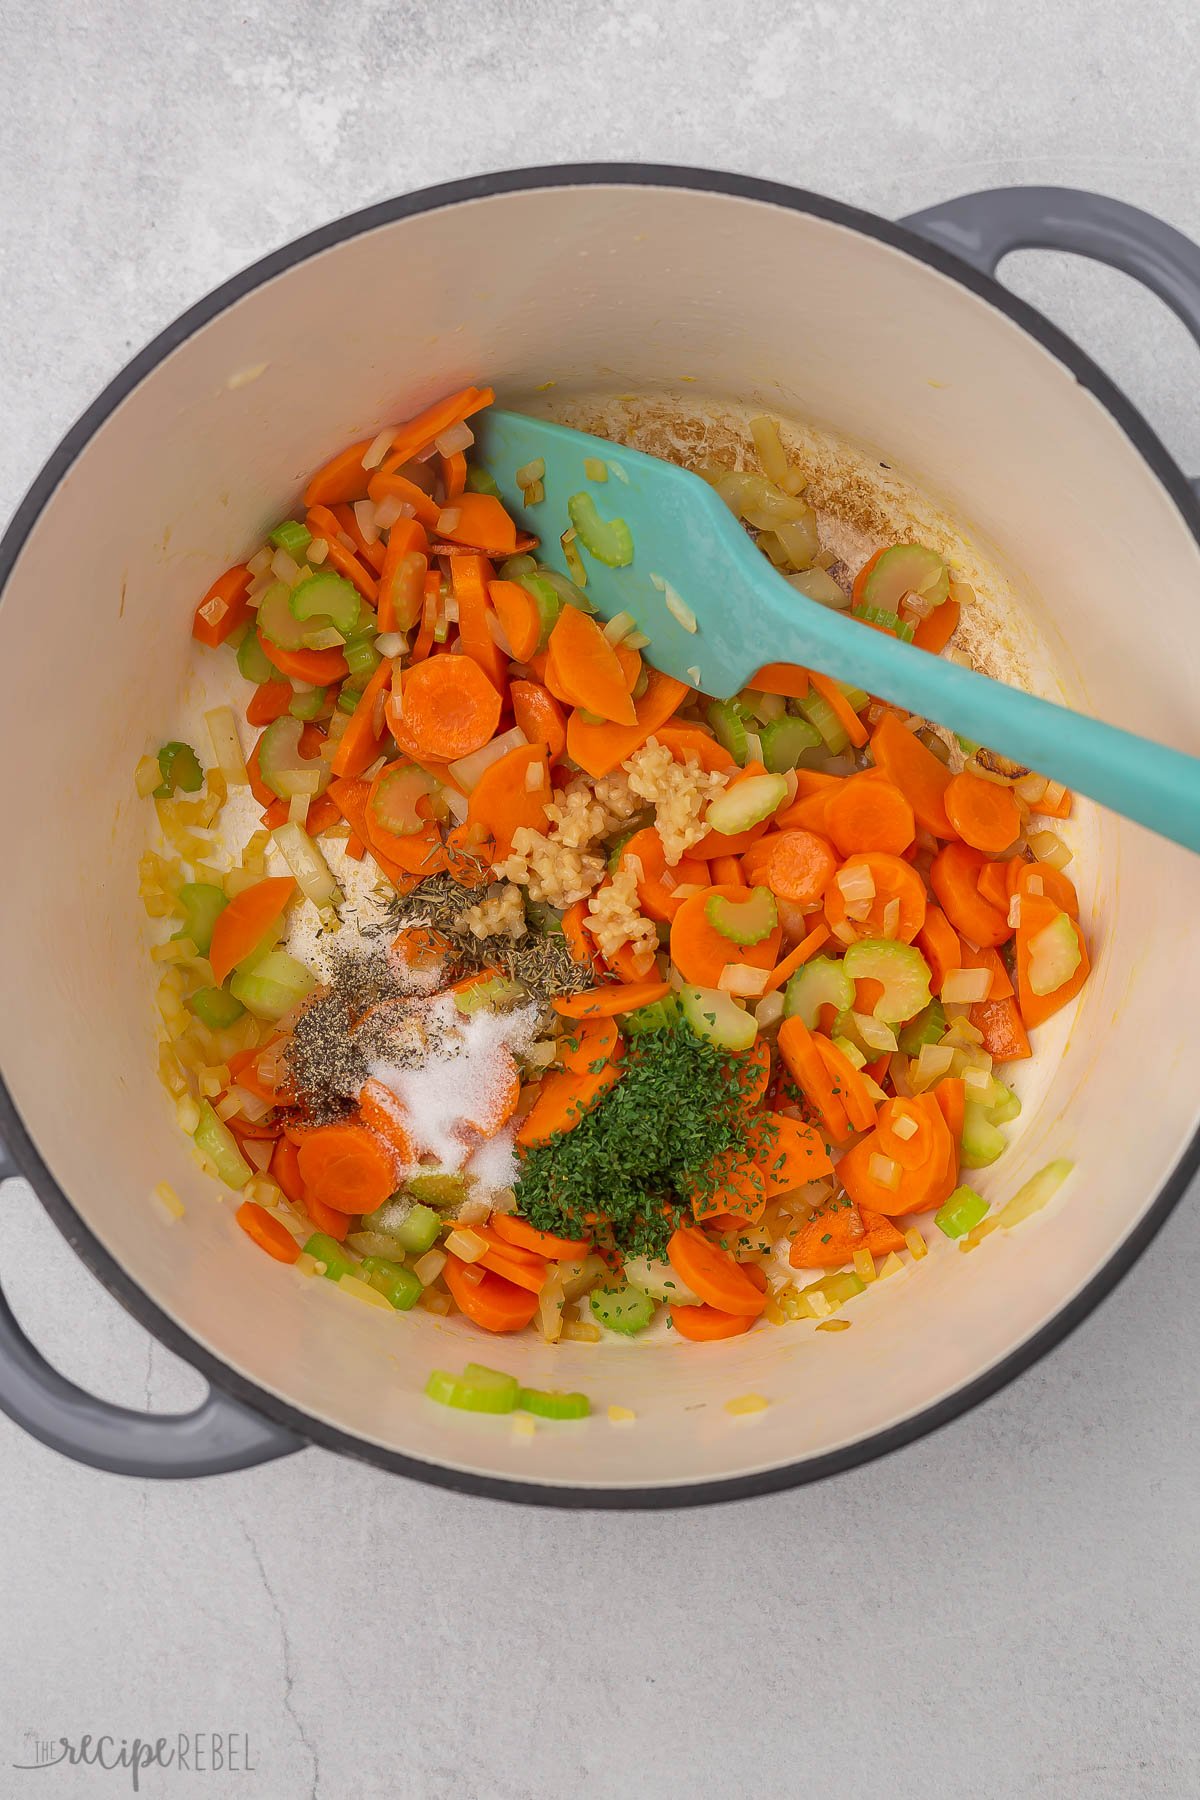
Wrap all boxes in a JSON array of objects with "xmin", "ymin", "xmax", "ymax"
[{"xmin": 2, "ymin": 161, "xmax": 1198, "ymax": 1507}]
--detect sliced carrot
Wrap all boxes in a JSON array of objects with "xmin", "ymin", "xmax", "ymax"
[
  {"xmin": 813, "ymin": 1034, "xmax": 878, "ymax": 1133},
  {"xmin": 561, "ymin": 898, "xmax": 601, "ymax": 972},
  {"xmin": 304, "ymin": 505, "xmax": 379, "ymax": 602},
  {"xmin": 330, "ymin": 657, "xmax": 393, "ymax": 778},
  {"xmin": 296, "ymin": 1121, "xmax": 395, "ymax": 1213},
  {"xmin": 914, "ymin": 596, "xmax": 960, "ymax": 654},
  {"xmin": 934, "ymin": 1077, "xmax": 965, "ymax": 1144},
  {"xmin": 236, "ymin": 1201, "xmax": 300, "ymax": 1264},
  {"xmin": 760, "ymin": 921, "xmax": 831, "ymax": 995},
  {"xmin": 490, "ymin": 1213, "xmax": 592, "ymax": 1260},
  {"xmin": 376, "ymin": 518, "xmax": 430, "ymax": 633},
  {"xmin": 765, "ymin": 830, "xmax": 837, "ymax": 905},
  {"xmin": 788, "ymin": 1202, "xmax": 905, "ymax": 1269},
  {"xmin": 669, "ymin": 882, "xmax": 782, "ymax": 988},
  {"xmin": 752, "ymin": 1112, "xmax": 835, "ymax": 1188},
  {"xmin": 1012, "ymin": 858, "xmax": 1079, "ymax": 919},
  {"xmin": 557, "ymin": 1015, "xmax": 623, "ymax": 1077},
  {"xmin": 554, "ymin": 979, "xmax": 669, "ymax": 1020},
  {"xmin": 977, "ymin": 858, "xmax": 1012, "ymax": 914},
  {"xmin": 776, "ymin": 1016, "xmax": 850, "ymax": 1142},
  {"xmin": 305, "ymin": 1193, "xmax": 355, "ymax": 1242},
  {"xmin": 378, "ymin": 386, "xmax": 495, "ymax": 475},
  {"xmin": 461, "ymin": 1053, "xmax": 521, "ymax": 1139},
  {"xmin": 916, "ymin": 905, "xmax": 962, "ymax": 992},
  {"xmin": 439, "ymin": 450, "xmax": 467, "ymax": 501},
  {"xmin": 666, "ymin": 1228, "xmax": 767, "ymax": 1318},
  {"xmin": 617, "ymin": 828, "xmax": 709, "ymax": 923},
  {"xmin": 710, "ymin": 854, "xmax": 743, "ymax": 887},
  {"xmin": 192, "ymin": 564, "xmax": 252, "ymax": 649},
  {"xmin": 489, "ymin": 580, "xmax": 540, "ymax": 663},
  {"xmin": 971, "ymin": 995, "xmax": 1032, "ymax": 1062},
  {"xmin": 653, "ymin": 725, "xmax": 736, "ymax": 773},
  {"xmin": 358, "ymin": 1078, "xmax": 416, "ymax": 1162},
  {"xmin": 669, "ymin": 1302, "xmax": 755, "ymax": 1341},
  {"xmin": 603, "ymin": 937, "xmax": 659, "ymax": 983},
  {"xmin": 1031, "ymin": 786, "xmax": 1073, "ymax": 820},
  {"xmin": 302, "ymin": 440, "xmax": 372, "ymax": 510},
  {"xmin": 566, "ymin": 669, "xmax": 691, "ymax": 779},
  {"xmin": 824, "ymin": 851, "xmax": 927, "ymax": 944},
  {"xmin": 838, "ymin": 1095, "xmax": 954, "ymax": 1215},
  {"xmin": 808, "ymin": 670, "xmax": 868, "ymax": 748},
  {"xmin": 447, "ymin": 553, "xmax": 506, "ymax": 694},
  {"xmin": 511, "ymin": 680, "xmax": 566, "ymax": 760},
  {"xmin": 259, "ymin": 633, "xmax": 349, "ymax": 685},
  {"xmin": 269, "ymin": 1136, "xmax": 305, "ymax": 1206},
  {"xmin": 774, "ymin": 786, "xmax": 836, "ymax": 837},
  {"xmin": 443, "ymin": 1255, "xmax": 539, "ymax": 1332},
  {"xmin": 261, "ymin": 792, "xmax": 340, "ymax": 836},
  {"xmin": 208, "ymin": 876, "xmax": 296, "ymax": 986},
  {"xmin": 825, "ymin": 772, "xmax": 915, "ymax": 857},
  {"xmin": 960, "ymin": 940, "xmax": 1013, "ymax": 1000},
  {"xmin": 728, "ymin": 1038, "xmax": 773, "ymax": 1112},
  {"xmin": 516, "ymin": 1061, "xmax": 623, "ymax": 1146},
  {"xmin": 1015, "ymin": 893, "xmax": 1091, "ymax": 1030},
  {"xmin": 386, "ymin": 653, "xmax": 502, "ymax": 761},
  {"xmin": 466, "ymin": 742, "xmax": 550, "ymax": 857},
  {"xmin": 930, "ymin": 841, "xmax": 1011, "ymax": 948},
  {"xmin": 944, "ymin": 771, "xmax": 1022, "ymax": 853},
  {"xmin": 332, "ymin": 502, "xmax": 387, "ymax": 574},
  {"xmin": 869, "ymin": 712, "xmax": 955, "ymax": 837},
  {"xmin": 246, "ymin": 680, "xmax": 293, "ymax": 727},
  {"xmin": 366, "ymin": 470, "xmax": 440, "ymax": 528},
  {"xmin": 749, "ymin": 662, "xmax": 811, "ymax": 699},
  {"xmin": 548, "ymin": 606, "xmax": 637, "ymax": 726},
  {"xmin": 437, "ymin": 491, "xmax": 518, "ymax": 557}
]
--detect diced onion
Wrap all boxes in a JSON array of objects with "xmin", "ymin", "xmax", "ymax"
[
  {"xmin": 362, "ymin": 426, "xmax": 397, "ymax": 471},
  {"xmin": 372, "ymin": 494, "xmax": 407, "ymax": 530},
  {"xmin": 412, "ymin": 1249, "xmax": 446, "ymax": 1285},
  {"xmin": 749, "ymin": 415, "xmax": 789, "ymax": 486},
  {"xmin": 448, "ymin": 725, "xmax": 528, "ymax": 792},
  {"xmin": 515, "ymin": 458, "xmax": 545, "ymax": 488},
  {"xmin": 272, "ymin": 548, "xmax": 303, "ymax": 586},
  {"xmin": 443, "ymin": 786, "xmax": 469, "ymax": 823},
  {"xmin": 603, "ymin": 610, "xmax": 635, "ymax": 645},
  {"xmin": 941, "ymin": 967, "xmax": 991, "ymax": 1004},
  {"xmin": 487, "ymin": 610, "xmax": 514, "ymax": 655},
  {"xmin": 524, "ymin": 761, "xmax": 545, "ymax": 792},
  {"xmin": 375, "ymin": 631, "xmax": 407, "ymax": 658},
  {"xmin": 436, "ymin": 508, "xmax": 462, "ymax": 534},
  {"xmin": 242, "ymin": 1138, "xmax": 274, "ymax": 1173},
  {"xmin": 663, "ymin": 582, "xmax": 698, "ymax": 633},
  {"xmin": 717, "ymin": 965, "xmax": 769, "ymax": 997},
  {"xmin": 204, "ymin": 706, "xmax": 249, "ymax": 787},
  {"xmin": 963, "ymin": 1064, "xmax": 993, "ymax": 1093},
  {"xmin": 247, "ymin": 573, "xmax": 274, "ymax": 599},
  {"xmin": 836, "ymin": 865, "xmax": 876, "ymax": 903},
  {"xmin": 272, "ymin": 821, "xmax": 342, "ymax": 910},
  {"xmin": 1028, "ymin": 829, "xmax": 1072, "ymax": 870},
  {"xmin": 435, "ymin": 421, "xmax": 475, "ymax": 457},
  {"xmin": 853, "ymin": 1012, "xmax": 897, "ymax": 1053},
  {"xmin": 1007, "ymin": 893, "xmax": 1022, "ymax": 929},
  {"xmin": 948, "ymin": 579, "xmax": 975, "ymax": 607},
  {"xmin": 913, "ymin": 1043, "xmax": 954, "ymax": 1088},
  {"xmin": 456, "ymin": 1197, "xmax": 491, "ymax": 1226},
  {"xmin": 445, "ymin": 1227, "xmax": 487, "ymax": 1263},
  {"xmin": 247, "ymin": 547, "xmax": 274, "ymax": 577},
  {"xmin": 287, "ymin": 792, "xmax": 310, "ymax": 827},
  {"xmin": 868, "ymin": 1153, "xmax": 901, "ymax": 1190},
  {"xmin": 1041, "ymin": 779, "xmax": 1067, "ymax": 811},
  {"xmin": 135, "ymin": 754, "xmax": 162, "ymax": 798},
  {"xmin": 754, "ymin": 991, "xmax": 785, "ymax": 1027},
  {"xmin": 307, "ymin": 538, "xmax": 329, "ymax": 565},
  {"xmin": 744, "ymin": 731, "xmax": 764, "ymax": 766},
  {"xmin": 229, "ymin": 1084, "xmax": 270, "ymax": 1122},
  {"xmin": 880, "ymin": 898, "xmax": 901, "ymax": 940},
  {"xmin": 353, "ymin": 499, "xmax": 380, "ymax": 545},
  {"xmin": 891, "ymin": 1110, "xmax": 918, "ymax": 1141},
  {"xmin": 1015, "ymin": 773, "xmax": 1048, "ymax": 806}
]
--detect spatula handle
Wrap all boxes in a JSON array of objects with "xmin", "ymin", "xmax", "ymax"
[{"xmin": 758, "ymin": 590, "xmax": 1200, "ymax": 854}]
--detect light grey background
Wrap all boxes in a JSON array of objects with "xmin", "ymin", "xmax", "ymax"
[{"xmin": 2, "ymin": 3, "xmax": 1198, "ymax": 1796}]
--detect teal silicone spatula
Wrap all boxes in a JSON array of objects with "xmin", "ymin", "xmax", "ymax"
[{"xmin": 473, "ymin": 410, "xmax": 1200, "ymax": 854}]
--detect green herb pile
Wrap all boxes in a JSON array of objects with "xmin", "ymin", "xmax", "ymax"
[{"xmin": 516, "ymin": 1023, "xmax": 772, "ymax": 1260}]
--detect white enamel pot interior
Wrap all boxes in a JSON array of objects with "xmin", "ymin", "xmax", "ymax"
[{"xmin": 2, "ymin": 170, "xmax": 1199, "ymax": 1503}]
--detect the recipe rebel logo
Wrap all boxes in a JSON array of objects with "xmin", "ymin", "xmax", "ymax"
[{"xmin": 11, "ymin": 1730, "xmax": 258, "ymax": 1789}]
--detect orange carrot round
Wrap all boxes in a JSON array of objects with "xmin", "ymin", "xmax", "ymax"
[
  {"xmin": 438, "ymin": 492, "xmax": 519, "ymax": 556},
  {"xmin": 554, "ymin": 979, "xmax": 668, "ymax": 1020},
  {"xmin": 566, "ymin": 669, "xmax": 691, "ymax": 779},
  {"xmin": 489, "ymin": 1213, "xmax": 592, "ymax": 1259},
  {"xmin": 305, "ymin": 1192, "xmax": 355, "ymax": 1241},
  {"xmin": 653, "ymin": 725, "xmax": 736, "ymax": 772},
  {"xmin": 617, "ymin": 827, "xmax": 709, "ymax": 923},
  {"xmin": 443, "ymin": 1256, "xmax": 540, "ymax": 1332},
  {"xmin": 944, "ymin": 771, "xmax": 1021, "ymax": 853},
  {"xmin": 236, "ymin": 1201, "xmax": 300, "ymax": 1264},
  {"xmin": 666, "ymin": 1228, "xmax": 767, "ymax": 1317},
  {"xmin": 824, "ymin": 851, "xmax": 927, "ymax": 944},
  {"xmin": 916, "ymin": 904, "xmax": 962, "ymax": 992},
  {"xmin": 516, "ymin": 1061, "xmax": 623, "ymax": 1146},
  {"xmin": 788, "ymin": 1202, "xmax": 905, "ymax": 1268},
  {"xmin": 766, "ymin": 830, "xmax": 837, "ymax": 905},
  {"xmin": 914, "ymin": 596, "xmax": 960, "ymax": 654},
  {"xmin": 669, "ymin": 882, "xmax": 782, "ymax": 988},
  {"xmin": 358, "ymin": 1078, "xmax": 415, "ymax": 1163},
  {"xmin": 826, "ymin": 773, "xmax": 915, "ymax": 857},
  {"xmin": 489, "ymin": 580, "xmax": 541, "ymax": 663},
  {"xmin": 669, "ymin": 1302, "xmax": 755, "ymax": 1341},
  {"xmin": 869, "ymin": 711, "xmax": 955, "ymax": 837},
  {"xmin": 548, "ymin": 606, "xmax": 637, "ymax": 726},
  {"xmin": 302, "ymin": 440, "xmax": 372, "ymax": 509},
  {"xmin": 511, "ymin": 680, "xmax": 567, "ymax": 760},
  {"xmin": 296, "ymin": 1121, "xmax": 396, "ymax": 1213},
  {"xmin": 246, "ymin": 680, "xmax": 293, "ymax": 727},
  {"xmin": 466, "ymin": 743, "xmax": 550, "ymax": 856},
  {"xmin": 386, "ymin": 653, "xmax": 502, "ymax": 761},
  {"xmin": 929, "ymin": 841, "xmax": 1011, "ymax": 947},
  {"xmin": 192, "ymin": 564, "xmax": 252, "ymax": 649},
  {"xmin": 208, "ymin": 876, "xmax": 296, "ymax": 986},
  {"xmin": 269, "ymin": 1136, "xmax": 305, "ymax": 1206}
]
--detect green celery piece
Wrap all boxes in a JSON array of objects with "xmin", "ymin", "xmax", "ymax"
[
  {"xmin": 343, "ymin": 636, "xmax": 382, "ymax": 683},
  {"xmin": 852, "ymin": 602, "xmax": 915, "ymax": 643},
  {"xmin": 229, "ymin": 948, "xmax": 316, "ymax": 1021},
  {"xmin": 705, "ymin": 886, "xmax": 778, "ymax": 947},
  {"xmin": 425, "ymin": 1363, "xmax": 519, "ymax": 1413},
  {"xmin": 706, "ymin": 698, "xmax": 750, "ymax": 765},
  {"xmin": 796, "ymin": 689, "xmax": 849, "ymax": 754},
  {"xmin": 704, "ymin": 773, "xmax": 788, "ymax": 836},
  {"xmin": 194, "ymin": 1101, "xmax": 252, "ymax": 1190},
  {"xmin": 360, "ymin": 1255, "xmax": 423, "ymax": 1311},
  {"xmin": 187, "ymin": 986, "xmax": 246, "ymax": 1030},
  {"xmin": 154, "ymin": 741, "xmax": 204, "ymax": 798},
  {"xmin": 257, "ymin": 583, "xmax": 317, "ymax": 651},
  {"xmin": 759, "ymin": 714, "xmax": 822, "ymax": 772},
  {"xmin": 783, "ymin": 955, "xmax": 854, "ymax": 1026},
  {"xmin": 622, "ymin": 994, "xmax": 681, "ymax": 1035},
  {"xmin": 453, "ymin": 975, "xmax": 526, "ymax": 1015},
  {"xmin": 388, "ymin": 1203, "xmax": 441, "ymax": 1252},
  {"xmin": 465, "ymin": 465, "xmax": 501, "ymax": 498},
  {"xmin": 173, "ymin": 882, "xmax": 228, "ymax": 955},
  {"xmin": 303, "ymin": 1233, "xmax": 359, "ymax": 1282},
  {"xmin": 406, "ymin": 1171, "xmax": 470, "ymax": 1210},
  {"xmin": 590, "ymin": 1281, "xmax": 656, "ymax": 1335},
  {"xmin": 678, "ymin": 984, "xmax": 757, "ymax": 1052},
  {"xmin": 289, "ymin": 571, "xmax": 360, "ymax": 635},
  {"xmin": 269, "ymin": 518, "xmax": 312, "ymax": 557},
  {"xmin": 568, "ymin": 491, "xmax": 634, "ymax": 568},
  {"xmin": 843, "ymin": 938, "xmax": 933, "ymax": 1024},
  {"xmin": 337, "ymin": 686, "xmax": 360, "ymax": 714},
  {"xmin": 517, "ymin": 1387, "xmax": 591, "ymax": 1420},
  {"xmin": 514, "ymin": 571, "xmax": 562, "ymax": 649},
  {"xmin": 934, "ymin": 1186, "xmax": 990, "ymax": 1239},
  {"xmin": 960, "ymin": 1101, "xmax": 1007, "ymax": 1169},
  {"xmin": 898, "ymin": 999, "xmax": 947, "ymax": 1055},
  {"xmin": 288, "ymin": 686, "xmax": 327, "ymax": 721},
  {"xmin": 236, "ymin": 629, "xmax": 276, "ymax": 685}
]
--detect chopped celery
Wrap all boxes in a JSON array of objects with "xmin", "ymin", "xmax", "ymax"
[
  {"xmin": 229, "ymin": 948, "xmax": 316, "ymax": 1021},
  {"xmin": 187, "ymin": 986, "xmax": 246, "ymax": 1029},
  {"xmin": 704, "ymin": 773, "xmax": 788, "ymax": 836},
  {"xmin": 360, "ymin": 1255, "xmax": 423, "ymax": 1311},
  {"xmin": 935, "ymin": 1185, "xmax": 989, "ymax": 1239},
  {"xmin": 621, "ymin": 994, "xmax": 681, "ymax": 1035},
  {"xmin": 705, "ymin": 698, "xmax": 750, "ymax": 765},
  {"xmin": 679, "ymin": 984, "xmax": 757, "ymax": 1052},
  {"xmin": 257, "ymin": 583, "xmax": 316, "ymax": 651},
  {"xmin": 759, "ymin": 714, "xmax": 822, "ymax": 772},
  {"xmin": 344, "ymin": 636, "xmax": 382, "ymax": 683},
  {"xmin": 514, "ymin": 571, "xmax": 562, "ymax": 649},
  {"xmin": 498, "ymin": 553, "xmax": 538, "ymax": 581},
  {"xmin": 391, "ymin": 1203, "xmax": 441, "ymax": 1251},
  {"xmin": 589, "ymin": 1281, "xmax": 656, "ymax": 1335},
  {"xmin": 288, "ymin": 685, "xmax": 327, "ymax": 721},
  {"xmin": 795, "ymin": 690, "xmax": 849, "ymax": 755},
  {"xmin": 194, "ymin": 1101, "xmax": 252, "ymax": 1190},
  {"xmin": 257, "ymin": 715, "xmax": 330, "ymax": 800},
  {"xmin": 303, "ymin": 1232, "xmax": 359, "ymax": 1282},
  {"xmin": 706, "ymin": 886, "xmax": 778, "ymax": 947},
  {"xmin": 783, "ymin": 955, "xmax": 854, "ymax": 1026},
  {"xmin": 960, "ymin": 1101, "xmax": 1007, "ymax": 1169},
  {"xmin": 453, "ymin": 974, "xmax": 526, "ymax": 1015},
  {"xmin": 518, "ymin": 1387, "xmax": 591, "ymax": 1419},
  {"xmin": 371, "ymin": 764, "xmax": 438, "ymax": 834},
  {"xmin": 337, "ymin": 686, "xmax": 360, "ymax": 714},
  {"xmin": 832, "ymin": 1033, "xmax": 867, "ymax": 1069},
  {"xmin": 982, "ymin": 1078, "xmax": 1022, "ymax": 1126},
  {"xmin": 897, "ymin": 999, "xmax": 947, "ymax": 1055},
  {"xmin": 154, "ymin": 741, "xmax": 204, "ymax": 798},
  {"xmin": 534, "ymin": 565, "xmax": 593, "ymax": 614},
  {"xmin": 860, "ymin": 543, "xmax": 949, "ymax": 613},
  {"xmin": 426, "ymin": 1363, "xmax": 519, "ymax": 1413},
  {"xmin": 289, "ymin": 570, "xmax": 361, "ymax": 636},
  {"xmin": 836, "ymin": 680, "xmax": 870, "ymax": 712},
  {"xmin": 797, "ymin": 1269, "xmax": 865, "ymax": 1315},
  {"xmin": 843, "ymin": 939, "xmax": 933, "ymax": 1024},
  {"xmin": 173, "ymin": 882, "xmax": 228, "ymax": 955},
  {"xmin": 268, "ymin": 518, "xmax": 312, "ymax": 557},
  {"xmin": 1027, "ymin": 912, "xmax": 1083, "ymax": 996},
  {"xmin": 236, "ymin": 628, "xmax": 277, "ymax": 685},
  {"xmin": 852, "ymin": 602, "xmax": 915, "ymax": 642},
  {"xmin": 406, "ymin": 1171, "xmax": 470, "ymax": 1209},
  {"xmin": 464, "ymin": 464, "xmax": 501, "ymax": 498},
  {"xmin": 738, "ymin": 689, "xmax": 787, "ymax": 725},
  {"xmin": 567, "ymin": 492, "xmax": 633, "ymax": 567}
]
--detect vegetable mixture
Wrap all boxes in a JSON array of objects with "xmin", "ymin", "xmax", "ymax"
[{"xmin": 141, "ymin": 384, "xmax": 1083, "ymax": 1363}]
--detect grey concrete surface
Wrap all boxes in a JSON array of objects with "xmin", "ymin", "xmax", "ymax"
[{"xmin": 1, "ymin": 3, "xmax": 1198, "ymax": 1796}]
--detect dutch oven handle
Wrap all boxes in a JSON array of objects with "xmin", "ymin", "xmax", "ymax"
[
  {"xmin": 0, "ymin": 1135, "xmax": 303, "ymax": 1478},
  {"xmin": 902, "ymin": 185, "xmax": 1200, "ymax": 497}
]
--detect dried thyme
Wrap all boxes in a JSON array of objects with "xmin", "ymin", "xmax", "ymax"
[{"xmin": 379, "ymin": 873, "xmax": 591, "ymax": 1002}]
